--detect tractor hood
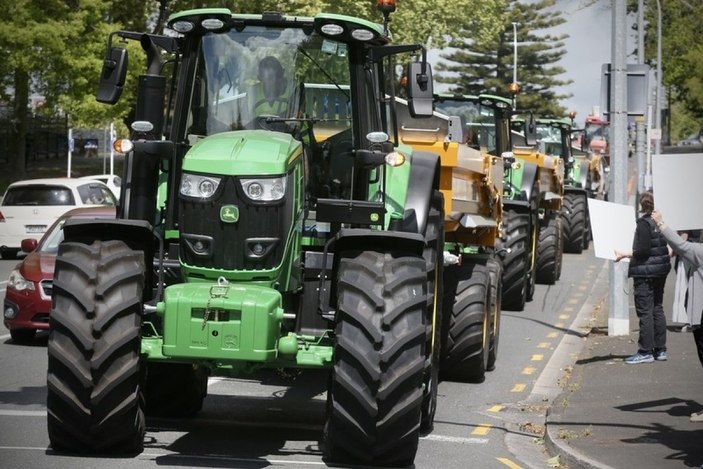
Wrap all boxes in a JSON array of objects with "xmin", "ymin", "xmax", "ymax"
[{"xmin": 183, "ymin": 130, "xmax": 302, "ymax": 176}]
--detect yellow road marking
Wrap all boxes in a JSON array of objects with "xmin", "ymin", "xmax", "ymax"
[
  {"xmin": 568, "ymin": 298, "xmax": 579, "ymax": 305},
  {"xmin": 522, "ymin": 367, "xmax": 536, "ymax": 375},
  {"xmin": 496, "ymin": 457, "xmax": 523, "ymax": 469},
  {"xmin": 511, "ymin": 383, "xmax": 526, "ymax": 392},
  {"xmin": 554, "ymin": 323, "xmax": 564, "ymax": 328},
  {"xmin": 537, "ymin": 342, "xmax": 550, "ymax": 349},
  {"xmin": 531, "ymin": 354, "xmax": 544, "ymax": 361},
  {"xmin": 547, "ymin": 332, "xmax": 558, "ymax": 338},
  {"xmin": 488, "ymin": 405, "xmax": 503, "ymax": 413},
  {"xmin": 559, "ymin": 314, "xmax": 570, "ymax": 320},
  {"xmin": 472, "ymin": 424, "xmax": 491, "ymax": 436}
]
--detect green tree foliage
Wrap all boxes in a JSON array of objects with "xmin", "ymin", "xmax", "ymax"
[
  {"xmin": 435, "ymin": 0, "xmax": 572, "ymax": 117},
  {"xmin": 640, "ymin": 0, "xmax": 703, "ymax": 141},
  {"xmin": 0, "ymin": 0, "xmax": 506, "ymax": 168}
]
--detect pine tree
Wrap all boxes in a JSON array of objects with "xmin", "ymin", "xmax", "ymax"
[{"xmin": 435, "ymin": 0, "xmax": 572, "ymax": 117}]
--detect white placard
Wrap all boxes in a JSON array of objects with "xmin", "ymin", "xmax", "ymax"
[
  {"xmin": 652, "ymin": 153, "xmax": 703, "ymax": 231},
  {"xmin": 587, "ymin": 198, "xmax": 636, "ymax": 260}
]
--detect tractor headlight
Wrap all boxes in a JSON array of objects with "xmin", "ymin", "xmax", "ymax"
[
  {"xmin": 180, "ymin": 173, "xmax": 221, "ymax": 199},
  {"xmin": 240, "ymin": 176, "xmax": 287, "ymax": 201},
  {"xmin": 8, "ymin": 269, "xmax": 34, "ymax": 292}
]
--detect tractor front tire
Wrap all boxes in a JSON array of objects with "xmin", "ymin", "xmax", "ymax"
[
  {"xmin": 324, "ymin": 251, "xmax": 426, "ymax": 467},
  {"xmin": 498, "ymin": 209, "xmax": 530, "ymax": 311},
  {"xmin": 47, "ymin": 240, "xmax": 145, "ymax": 454},
  {"xmin": 536, "ymin": 212, "xmax": 563, "ymax": 284},
  {"xmin": 421, "ymin": 191, "xmax": 444, "ymax": 434},
  {"xmin": 486, "ymin": 257, "xmax": 502, "ymax": 372},
  {"xmin": 562, "ymin": 192, "xmax": 587, "ymax": 254},
  {"xmin": 440, "ymin": 260, "xmax": 491, "ymax": 383}
]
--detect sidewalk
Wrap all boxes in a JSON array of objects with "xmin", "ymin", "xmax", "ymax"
[{"xmin": 545, "ymin": 263, "xmax": 703, "ymax": 468}]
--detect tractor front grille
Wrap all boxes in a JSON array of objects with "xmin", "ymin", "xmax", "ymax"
[{"xmin": 178, "ymin": 176, "xmax": 293, "ymax": 271}]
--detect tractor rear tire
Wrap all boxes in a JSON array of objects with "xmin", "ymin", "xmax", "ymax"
[
  {"xmin": 421, "ymin": 191, "xmax": 444, "ymax": 434},
  {"xmin": 440, "ymin": 260, "xmax": 491, "ymax": 383},
  {"xmin": 562, "ymin": 192, "xmax": 587, "ymax": 254},
  {"xmin": 144, "ymin": 362, "xmax": 209, "ymax": 418},
  {"xmin": 324, "ymin": 251, "xmax": 426, "ymax": 467},
  {"xmin": 47, "ymin": 240, "xmax": 145, "ymax": 454},
  {"xmin": 497, "ymin": 208, "xmax": 530, "ymax": 311},
  {"xmin": 536, "ymin": 212, "xmax": 563, "ymax": 284}
]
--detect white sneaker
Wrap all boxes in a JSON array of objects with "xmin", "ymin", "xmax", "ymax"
[{"xmin": 690, "ymin": 411, "xmax": 703, "ymax": 422}]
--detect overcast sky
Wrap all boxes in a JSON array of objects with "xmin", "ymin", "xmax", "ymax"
[{"xmin": 430, "ymin": 1, "xmax": 642, "ymax": 125}]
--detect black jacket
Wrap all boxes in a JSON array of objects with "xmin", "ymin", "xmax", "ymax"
[{"xmin": 628, "ymin": 216, "xmax": 671, "ymax": 278}]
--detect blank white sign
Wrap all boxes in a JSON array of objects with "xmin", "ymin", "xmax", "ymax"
[
  {"xmin": 652, "ymin": 153, "xmax": 703, "ymax": 231},
  {"xmin": 587, "ymin": 198, "xmax": 636, "ymax": 260}
]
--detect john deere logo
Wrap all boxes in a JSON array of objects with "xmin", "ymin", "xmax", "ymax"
[{"xmin": 220, "ymin": 205, "xmax": 239, "ymax": 223}]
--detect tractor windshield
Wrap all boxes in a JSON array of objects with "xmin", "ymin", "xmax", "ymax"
[
  {"xmin": 190, "ymin": 26, "xmax": 352, "ymax": 140},
  {"xmin": 535, "ymin": 124, "xmax": 563, "ymax": 157},
  {"xmin": 435, "ymin": 99, "xmax": 501, "ymax": 155}
]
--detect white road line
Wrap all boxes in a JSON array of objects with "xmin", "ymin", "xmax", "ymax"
[
  {"xmin": 0, "ymin": 447, "xmax": 328, "ymax": 466},
  {"xmin": 420, "ymin": 434, "xmax": 489, "ymax": 444},
  {"xmin": 0, "ymin": 410, "xmax": 46, "ymax": 417}
]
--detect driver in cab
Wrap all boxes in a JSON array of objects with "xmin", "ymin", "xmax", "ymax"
[{"xmin": 252, "ymin": 56, "xmax": 291, "ymax": 117}]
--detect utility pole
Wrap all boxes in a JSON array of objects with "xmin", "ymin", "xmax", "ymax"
[
  {"xmin": 609, "ymin": 0, "xmax": 630, "ymax": 336},
  {"xmin": 654, "ymin": 0, "xmax": 663, "ymax": 155},
  {"xmin": 635, "ymin": 0, "xmax": 647, "ymax": 193}
]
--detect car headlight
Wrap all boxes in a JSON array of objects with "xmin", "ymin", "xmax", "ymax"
[
  {"xmin": 180, "ymin": 173, "xmax": 221, "ymax": 198},
  {"xmin": 240, "ymin": 176, "xmax": 287, "ymax": 201},
  {"xmin": 8, "ymin": 269, "xmax": 35, "ymax": 292}
]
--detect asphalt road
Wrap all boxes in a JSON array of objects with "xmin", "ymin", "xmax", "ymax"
[{"xmin": 0, "ymin": 246, "xmax": 605, "ymax": 469}]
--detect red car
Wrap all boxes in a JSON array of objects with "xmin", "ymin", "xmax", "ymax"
[{"xmin": 3, "ymin": 206, "xmax": 116, "ymax": 342}]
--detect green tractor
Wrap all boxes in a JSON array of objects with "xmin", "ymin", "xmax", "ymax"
[
  {"xmin": 532, "ymin": 118, "xmax": 595, "ymax": 254},
  {"xmin": 394, "ymin": 93, "xmax": 506, "ymax": 383},
  {"xmin": 510, "ymin": 117, "xmax": 565, "ymax": 287},
  {"xmin": 45, "ymin": 7, "xmax": 445, "ymax": 467},
  {"xmin": 418, "ymin": 94, "xmax": 539, "ymax": 312}
]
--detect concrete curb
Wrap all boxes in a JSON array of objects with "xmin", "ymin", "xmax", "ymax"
[{"xmin": 538, "ymin": 259, "xmax": 614, "ymax": 469}]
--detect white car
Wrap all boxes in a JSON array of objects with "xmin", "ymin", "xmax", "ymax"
[
  {"xmin": 0, "ymin": 178, "xmax": 117, "ymax": 259},
  {"xmin": 79, "ymin": 174, "xmax": 122, "ymax": 199}
]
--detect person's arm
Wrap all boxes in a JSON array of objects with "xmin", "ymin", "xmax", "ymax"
[{"xmin": 652, "ymin": 210, "xmax": 703, "ymax": 268}]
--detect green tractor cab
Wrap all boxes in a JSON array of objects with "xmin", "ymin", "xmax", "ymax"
[{"xmin": 47, "ymin": 8, "xmax": 444, "ymax": 467}]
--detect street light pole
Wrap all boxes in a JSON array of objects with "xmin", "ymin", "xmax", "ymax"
[{"xmin": 511, "ymin": 22, "xmax": 518, "ymax": 110}]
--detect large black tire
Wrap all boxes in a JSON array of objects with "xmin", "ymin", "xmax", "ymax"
[
  {"xmin": 486, "ymin": 257, "xmax": 502, "ymax": 372},
  {"xmin": 10, "ymin": 328, "xmax": 36, "ymax": 342},
  {"xmin": 562, "ymin": 192, "xmax": 587, "ymax": 254},
  {"xmin": 0, "ymin": 248, "xmax": 19, "ymax": 260},
  {"xmin": 420, "ymin": 191, "xmax": 444, "ymax": 434},
  {"xmin": 440, "ymin": 260, "xmax": 491, "ymax": 383},
  {"xmin": 144, "ymin": 362, "xmax": 209, "ymax": 418},
  {"xmin": 536, "ymin": 212, "xmax": 563, "ymax": 284},
  {"xmin": 324, "ymin": 251, "xmax": 426, "ymax": 467},
  {"xmin": 497, "ymin": 208, "xmax": 530, "ymax": 311},
  {"xmin": 47, "ymin": 240, "xmax": 145, "ymax": 454}
]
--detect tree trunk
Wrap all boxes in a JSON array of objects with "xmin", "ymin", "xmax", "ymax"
[{"xmin": 10, "ymin": 69, "xmax": 29, "ymax": 179}]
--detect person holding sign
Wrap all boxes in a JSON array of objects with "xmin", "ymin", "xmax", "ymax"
[
  {"xmin": 652, "ymin": 208, "xmax": 703, "ymax": 422},
  {"xmin": 615, "ymin": 192, "xmax": 671, "ymax": 364}
]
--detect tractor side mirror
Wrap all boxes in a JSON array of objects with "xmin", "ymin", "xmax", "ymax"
[
  {"xmin": 524, "ymin": 116, "xmax": 538, "ymax": 146},
  {"xmin": 97, "ymin": 46, "xmax": 128, "ymax": 104},
  {"xmin": 405, "ymin": 62, "xmax": 433, "ymax": 118}
]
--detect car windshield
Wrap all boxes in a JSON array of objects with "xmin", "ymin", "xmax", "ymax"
[
  {"xmin": 190, "ymin": 25, "xmax": 352, "ymax": 140},
  {"xmin": 2, "ymin": 185, "xmax": 75, "ymax": 206}
]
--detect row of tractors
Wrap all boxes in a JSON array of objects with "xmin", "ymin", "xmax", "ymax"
[{"xmin": 44, "ymin": 5, "xmax": 609, "ymax": 467}]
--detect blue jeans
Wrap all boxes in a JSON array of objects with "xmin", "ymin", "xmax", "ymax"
[{"xmin": 633, "ymin": 277, "xmax": 667, "ymax": 354}]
